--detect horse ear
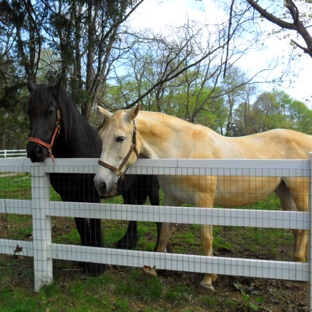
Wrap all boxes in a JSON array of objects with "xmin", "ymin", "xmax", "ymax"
[
  {"xmin": 27, "ymin": 78, "xmax": 36, "ymax": 93},
  {"xmin": 125, "ymin": 104, "xmax": 140, "ymax": 122},
  {"xmin": 98, "ymin": 106, "xmax": 113, "ymax": 119},
  {"xmin": 53, "ymin": 77, "xmax": 61, "ymax": 93}
]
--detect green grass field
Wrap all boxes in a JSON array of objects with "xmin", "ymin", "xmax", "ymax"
[{"xmin": 0, "ymin": 173, "xmax": 308, "ymax": 311}]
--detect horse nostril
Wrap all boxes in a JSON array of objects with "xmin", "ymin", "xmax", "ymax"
[
  {"xmin": 101, "ymin": 182, "xmax": 106, "ymax": 193},
  {"xmin": 35, "ymin": 146, "xmax": 42, "ymax": 156}
]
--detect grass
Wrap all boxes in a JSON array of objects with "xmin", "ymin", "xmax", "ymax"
[
  {"xmin": 0, "ymin": 256, "xmax": 229, "ymax": 312},
  {"xmin": 0, "ymin": 173, "xmax": 306, "ymax": 311}
]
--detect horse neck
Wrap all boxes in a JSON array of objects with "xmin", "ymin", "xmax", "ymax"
[
  {"xmin": 52, "ymin": 133, "xmax": 70, "ymax": 158},
  {"xmin": 136, "ymin": 112, "xmax": 188, "ymax": 158},
  {"xmin": 53, "ymin": 113, "xmax": 101, "ymax": 158}
]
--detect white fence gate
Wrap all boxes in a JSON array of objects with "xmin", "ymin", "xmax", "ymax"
[{"xmin": 0, "ymin": 157, "xmax": 311, "ymax": 308}]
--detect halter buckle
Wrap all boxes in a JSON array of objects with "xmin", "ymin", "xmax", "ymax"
[{"xmin": 115, "ymin": 168, "xmax": 123, "ymax": 177}]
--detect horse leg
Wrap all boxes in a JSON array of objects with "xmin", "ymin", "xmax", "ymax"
[
  {"xmin": 118, "ymin": 174, "xmax": 171, "ymax": 253},
  {"xmin": 156, "ymin": 222, "xmax": 175, "ymax": 253},
  {"xmin": 74, "ymin": 216, "xmax": 103, "ymax": 248},
  {"xmin": 89, "ymin": 218, "xmax": 103, "ymax": 247},
  {"xmin": 141, "ymin": 194, "xmax": 179, "ymax": 278},
  {"xmin": 150, "ymin": 194, "xmax": 182, "ymax": 276},
  {"xmin": 194, "ymin": 187, "xmax": 217, "ymax": 292},
  {"xmin": 155, "ymin": 222, "xmax": 173, "ymax": 253},
  {"xmin": 72, "ymin": 192, "xmax": 106, "ymax": 275},
  {"xmin": 74, "ymin": 217, "xmax": 90, "ymax": 246},
  {"xmin": 291, "ymin": 188, "xmax": 309, "ymax": 262},
  {"xmin": 73, "ymin": 217, "xmax": 106, "ymax": 275},
  {"xmin": 118, "ymin": 175, "xmax": 161, "ymax": 250},
  {"xmin": 87, "ymin": 218, "xmax": 107, "ymax": 275},
  {"xmin": 146, "ymin": 175, "xmax": 173, "ymax": 253},
  {"xmin": 80, "ymin": 188, "xmax": 106, "ymax": 275},
  {"xmin": 146, "ymin": 175, "xmax": 162, "ymax": 251},
  {"xmin": 275, "ymin": 183, "xmax": 300, "ymax": 259},
  {"xmin": 275, "ymin": 181, "xmax": 308, "ymax": 262},
  {"xmin": 117, "ymin": 187, "xmax": 140, "ymax": 249},
  {"xmin": 142, "ymin": 221, "xmax": 174, "ymax": 279},
  {"xmin": 77, "ymin": 197, "xmax": 103, "ymax": 249},
  {"xmin": 117, "ymin": 174, "xmax": 158, "ymax": 249},
  {"xmin": 116, "ymin": 220, "xmax": 139, "ymax": 249},
  {"xmin": 198, "ymin": 224, "xmax": 216, "ymax": 292}
]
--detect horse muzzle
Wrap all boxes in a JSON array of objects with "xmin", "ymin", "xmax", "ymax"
[
  {"xmin": 94, "ymin": 173, "xmax": 119, "ymax": 197},
  {"xmin": 27, "ymin": 142, "xmax": 49, "ymax": 163}
]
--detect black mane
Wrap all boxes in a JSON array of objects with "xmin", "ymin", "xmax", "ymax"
[{"xmin": 28, "ymin": 83, "xmax": 101, "ymax": 158}]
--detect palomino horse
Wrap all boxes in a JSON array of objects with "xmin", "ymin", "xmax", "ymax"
[{"xmin": 94, "ymin": 104, "xmax": 309, "ymax": 292}]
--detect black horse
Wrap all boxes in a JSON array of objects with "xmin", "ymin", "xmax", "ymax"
[{"xmin": 26, "ymin": 79, "xmax": 168, "ymax": 276}]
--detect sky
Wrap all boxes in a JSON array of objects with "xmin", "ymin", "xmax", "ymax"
[{"xmin": 128, "ymin": 0, "xmax": 311, "ymax": 105}]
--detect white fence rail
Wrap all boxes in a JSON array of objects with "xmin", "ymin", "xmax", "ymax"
[
  {"xmin": 0, "ymin": 149, "xmax": 27, "ymax": 158},
  {"xmin": 0, "ymin": 157, "xmax": 311, "ymax": 307}
]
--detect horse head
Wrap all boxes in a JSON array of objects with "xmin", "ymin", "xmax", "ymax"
[
  {"xmin": 26, "ymin": 78, "xmax": 62, "ymax": 162},
  {"xmin": 94, "ymin": 104, "xmax": 141, "ymax": 197}
]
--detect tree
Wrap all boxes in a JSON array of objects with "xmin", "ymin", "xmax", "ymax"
[
  {"xmin": 2, "ymin": 0, "xmax": 302, "ymax": 139},
  {"xmin": 228, "ymin": 83, "xmax": 257, "ymax": 136},
  {"xmin": 0, "ymin": 104, "xmax": 29, "ymax": 149},
  {"xmin": 0, "ymin": 0, "xmax": 145, "ymax": 120},
  {"xmin": 246, "ymin": 0, "xmax": 312, "ymax": 59},
  {"xmin": 220, "ymin": 65, "xmax": 262, "ymax": 136},
  {"xmin": 104, "ymin": 17, "xmax": 235, "ymax": 111},
  {"xmin": 233, "ymin": 89, "xmax": 312, "ymax": 134},
  {"xmin": 0, "ymin": 45, "xmax": 29, "ymax": 148},
  {"xmin": 101, "ymin": 12, "xmax": 276, "ymax": 133}
]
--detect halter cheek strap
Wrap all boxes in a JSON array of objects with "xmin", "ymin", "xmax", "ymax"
[
  {"xmin": 98, "ymin": 120, "xmax": 139, "ymax": 180},
  {"xmin": 28, "ymin": 110, "xmax": 61, "ymax": 162}
]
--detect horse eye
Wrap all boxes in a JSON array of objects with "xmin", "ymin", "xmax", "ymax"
[
  {"xmin": 116, "ymin": 136, "xmax": 125, "ymax": 143},
  {"xmin": 48, "ymin": 110, "xmax": 54, "ymax": 115}
]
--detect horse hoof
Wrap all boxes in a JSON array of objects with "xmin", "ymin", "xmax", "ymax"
[
  {"xmin": 293, "ymin": 254, "xmax": 305, "ymax": 262},
  {"xmin": 140, "ymin": 265, "xmax": 157, "ymax": 280},
  {"xmin": 196, "ymin": 282, "xmax": 215, "ymax": 293}
]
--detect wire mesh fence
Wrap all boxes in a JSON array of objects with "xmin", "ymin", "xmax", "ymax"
[{"xmin": 0, "ymin": 157, "xmax": 311, "ymax": 311}]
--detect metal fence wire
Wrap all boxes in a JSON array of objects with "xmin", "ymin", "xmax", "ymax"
[{"xmin": 0, "ymin": 157, "xmax": 311, "ymax": 309}]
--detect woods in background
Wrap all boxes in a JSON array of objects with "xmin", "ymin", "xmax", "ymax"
[{"xmin": 0, "ymin": 0, "xmax": 311, "ymax": 149}]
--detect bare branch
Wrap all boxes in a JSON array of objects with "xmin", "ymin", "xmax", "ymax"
[{"xmin": 247, "ymin": 0, "xmax": 312, "ymax": 58}]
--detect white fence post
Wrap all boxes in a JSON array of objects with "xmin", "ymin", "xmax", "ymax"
[{"xmin": 30, "ymin": 164, "xmax": 53, "ymax": 291}]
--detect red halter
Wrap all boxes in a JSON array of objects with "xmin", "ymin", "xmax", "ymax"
[{"xmin": 28, "ymin": 110, "xmax": 61, "ymax": 162}]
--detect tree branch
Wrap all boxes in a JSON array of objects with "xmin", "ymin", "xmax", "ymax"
[
  {"xmin": 246, "ymin": 0, "xmax": 296, "ymax": 30},
  {"xmin": 247, "ymin": 0, "xmax": 312, "ymax": 58}
]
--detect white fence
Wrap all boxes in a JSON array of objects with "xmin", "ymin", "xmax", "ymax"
[
  {"xmin": 0, "ymin": 149, "xmax": 27, "ymax": 158},
  {"xmin": 0, "ymin": 157, "xmax": 311, "ymax": 308}
]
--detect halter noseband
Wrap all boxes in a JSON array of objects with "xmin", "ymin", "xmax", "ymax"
[
  {"xmin": 98, "ymin": 120, "xmax": 139, "ymax": 180},
  {"xmin": 28, "ymin": 110, "xmax": 61, "ymax": 162}
]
